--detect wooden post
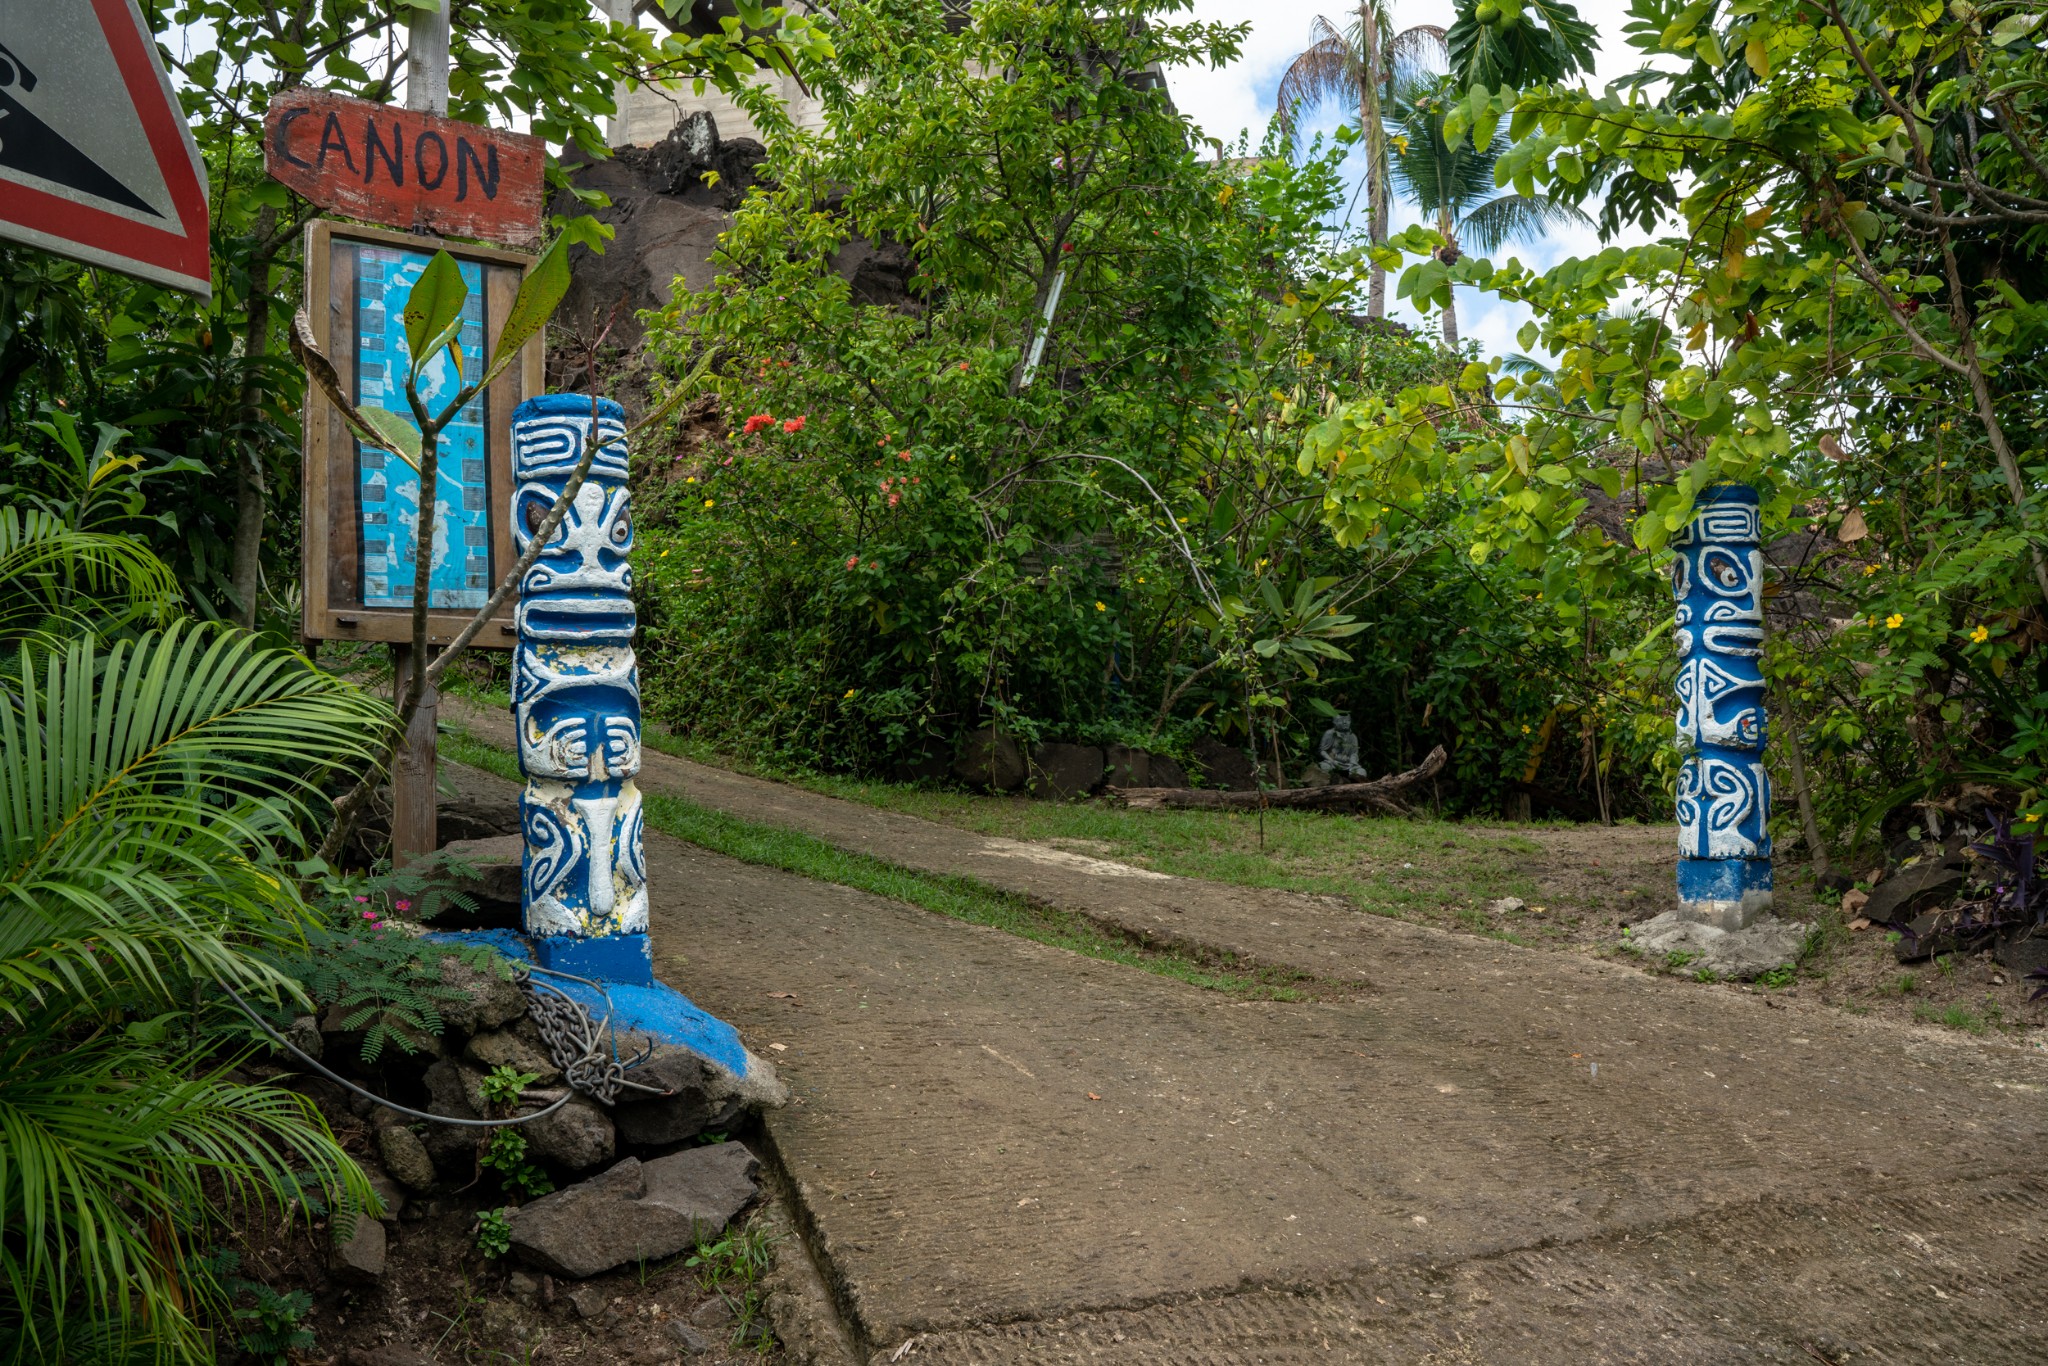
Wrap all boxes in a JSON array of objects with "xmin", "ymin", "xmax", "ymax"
[
  {"xmin": 390, "ymin": 644, "xmax": 439, "ymax": 865},
  {"xmin": 391, "ymin": 2, "xmax": 451, "ymax": 866},
  {"xmin": 407, "ymin": 2, "xmax": 451, "ymax": 117}
]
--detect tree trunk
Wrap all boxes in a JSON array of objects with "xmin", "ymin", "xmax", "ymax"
[
  {"xmin": 1776, "ymin": 690, "xmax": 1831, "ymax": 881},
  {"xmin": 1360, "ymin": 1, "xmax": 1388, "ymax": 319},
  {"xmin": 1113, "ymin": 745, "xmax": 1446, "ymax": 813},
  {"xmin": 231, "ymin": 205, "xmax": 279, "ymax": 630}
]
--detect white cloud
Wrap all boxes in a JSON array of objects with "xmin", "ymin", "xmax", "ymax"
[{"xmin": 1165, "ymin": 0, "xmax": 1655, "ymax": 362}]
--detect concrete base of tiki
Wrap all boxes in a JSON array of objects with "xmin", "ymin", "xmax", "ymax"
[
  {"xmin": 1675, "ymin": 857, "xmax": 1774, "ymax": 931},
  {"xmin": 430, "ymin": 928, "xmax": 764, "ymax": 1087}
]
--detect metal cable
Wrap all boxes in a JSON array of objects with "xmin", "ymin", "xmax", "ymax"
[{"xmin": 216, "ymin": 958, "xmax": 671, "ymax": 1128}]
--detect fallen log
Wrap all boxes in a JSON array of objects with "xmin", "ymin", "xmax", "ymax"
[{"xmin": 1109, "ymin": 744, "xmax": 1447, "ymax": 814}]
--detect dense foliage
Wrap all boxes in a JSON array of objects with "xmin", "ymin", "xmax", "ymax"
[
  {"xmin": 635, "ymin": 0, "xmax": 1660, "ymax": 814},
  {"xmin": 1314, "ymin": 0, "xmax": 2048, "ymax": 854},
  {"xmin": 1, "ymin": 0, "xmax": 825, "ymax": 631}
]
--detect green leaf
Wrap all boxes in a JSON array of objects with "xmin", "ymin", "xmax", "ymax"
[
  {"xmin": 403, "ymin": 251, "xmax": 468, "ymax": 382},
  {"xmin": 358, "ymin": 409, "xmax": 424, "ymax": 470},
  {"xmin": 476, "ymin": 234, "xmax": 572, "ymax": 393},
  {"xmin": 1991, "ymin": 11, "xmax": 2042, "ymax": 43}
]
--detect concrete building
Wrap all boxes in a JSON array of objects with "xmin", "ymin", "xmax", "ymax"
[{"xmin": 600, "ymin": 0, "xmax": 829, "ymax": 147}]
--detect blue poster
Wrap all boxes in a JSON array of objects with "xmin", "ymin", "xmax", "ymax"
[{"xmin": 354, "ymin": 244, "xmax": 492, "ymax": 610}]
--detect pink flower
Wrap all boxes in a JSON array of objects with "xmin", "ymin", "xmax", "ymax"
[
  {"xmin": 898, "ymin": 451, "xmax": 912, "ymax": 461},
  {"xmin": 742, "ymin": 413, "xmax": 775, "ymax": 435},
  {"xmin": 354, "ymin": 896, "xmax": 369, "ymax": 903},
  {"xmin": 396, "ymin": 899, "xmax": 412, "ymax": 911},
  {"xmin": 911, "ymin": 477, "xmax": 920, "ymax": 484},
  {"xmin": 846, "ymin": 555, "xmax": 860, "ymax": 569},
  {"xmin": 362, "ymin": 910, "xmax": 376, "ymax": 919},
  {"xmin": 723, "ymin": 457, "xmax": 734, "ymax": 466},
  {"xmin": 782, "ymin": 416, "xmax": 807, "ymax": 433},
  {"xmin": 888, "ymin": 492, "xmax": 901, "ymax": 507}
]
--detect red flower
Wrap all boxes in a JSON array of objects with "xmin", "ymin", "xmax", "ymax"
[
  {"xmin": 898, "ymin": 450, "xmax": 912, "ymax": 461},
  {"xmin": 1062, "ymin": 242, "xmax": 1074, "ymax": 253},
  {"xmin": 845, "ymin": 555, "xmax": 860, "ymax": 569},
  {"xmin": 957, "ymin": 361, "xmax": 970, "ymax": 372},
  {"xmin": 742, "ymin": 413, "xmax": 775, "ymax": 435},
  {"xmin": 783, "ymin": 416, "xmax": 807, "ymax": 433}
]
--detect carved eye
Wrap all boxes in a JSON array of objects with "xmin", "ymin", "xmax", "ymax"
[
  {"xmin": 611, "ymin": 513, "xmax": 631, "ymax": 544},
  {"xmin": 1702, "ymin": 549, "xmax": 1745, "ymax": 592}
]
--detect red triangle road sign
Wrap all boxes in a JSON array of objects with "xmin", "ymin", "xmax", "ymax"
[{"xmin": 0, "ymin": 0, "xmax": 212, "ymax": 299}]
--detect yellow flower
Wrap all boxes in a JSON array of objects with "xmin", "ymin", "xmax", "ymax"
[
  {"xmin": 1885, "ymin": 613, "xmax": 1903, "ymax": 630},
  {"xmin": 1094, "ymin": 601, "xmax": 1107, "ymax": 612},
  {"xmin": 2027, "ymin": 813, "xmax": 2041, "ymax": 824},
  {"xmin": 1137, "ymin": 576, "xmax": 1146, "ymax": 583},
  {"xmin": 1970, "ymin": 625, "xmax": 1990, "ymax": 644},
  {"xmin": 1520, "ymin": 724, "xmax": 1532, "ymax": 734},
  {"xmin": 660, "ymin": 549, "xmax": 670, "ymax": 557},
  {"xmin": 844, "ymin": 688, "xmax": 857, "ymax": 698},
  {"xmin": 686, "ymin": 476, "xmax": 696, "ymax": 483},
  {"xmin": 704, "ymin": 499, "xmax": 715, "ymax": 508},
  {"xmin": 1862, "ymin": 564, "xmax": 1878, "ymax": 575}
]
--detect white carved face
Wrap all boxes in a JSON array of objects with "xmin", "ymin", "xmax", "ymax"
[
  {"xmin": 522, "ymin": 780, "xmax": 648, "ymax": 938},
  {"xmin": 514, "ymin": 646, "xmax": 641, "ymax": 783}
]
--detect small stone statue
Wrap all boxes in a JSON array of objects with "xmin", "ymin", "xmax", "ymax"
[{"xmin": 1317, "ymin": 713, "xmax": 1370, "ymax": 781}]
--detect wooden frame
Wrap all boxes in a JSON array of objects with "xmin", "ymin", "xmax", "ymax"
[{"xmin": 300, "ymin": 219, "xmax": 542, "ymax": 648}]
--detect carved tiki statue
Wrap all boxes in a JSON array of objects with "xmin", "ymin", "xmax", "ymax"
[
  {"xmin": 509, "ymin": 394, "xmax": 650, "ymax": 979},
  {"xmin": 1671, "ymin": 483, "xmax": 1773, "ymax": 928}
]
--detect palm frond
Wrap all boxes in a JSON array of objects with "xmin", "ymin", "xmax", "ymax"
[
  {"xmin": 1385, "ymin": 23, "xmax": 1448, "ymax": 84},
  {"xmin": 0, "ymin": 506, "xmax": 178, "ymax": 641},
  {"xmin": 0, "ymin": 624, "xmax": 393, "ymax": 1022},
  {"xmin": 1458, "ymin": 190, "xmax": 1593, "ymax": 253},
  {"xmin": 1387, "ymin": 74, "xmax": 1497, "ymax": 217},
  {"xmin": 0, "ymin": 1029, "xmax": 367, "ymax": 1360},
  {"xmin": 1274, "ymin": 18, "xmax": 1361, "ymax": 145}
]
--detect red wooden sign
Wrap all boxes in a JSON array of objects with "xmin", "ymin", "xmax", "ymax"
[{"xmin": 264, "ymin": 89, "xmax": 544, "ymax": 248}]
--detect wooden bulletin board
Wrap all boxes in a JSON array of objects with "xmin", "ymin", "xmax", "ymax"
[{"xmin": 300, "ymin": 220, "xmax": 543, "ymax": 648}]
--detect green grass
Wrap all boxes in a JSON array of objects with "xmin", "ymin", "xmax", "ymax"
[
  {"xmin": 439, "ymin": 728, "xmax": 1324, "ymax": 1001},
  {"xmin": 1914, "ymin": 1002, "xmax": 1990, "ymax": 1034},
  {"xmin": 435, "ymin": 699, "xmax": 1624, "ymax": 945},
  {"xmin": 625, "ymin": 724, "xmax": 1559, "ymax": 928}
]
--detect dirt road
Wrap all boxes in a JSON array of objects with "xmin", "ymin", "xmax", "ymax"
[{"xmin": 443, "ymin": 716, "xmax": 2048, "ymax": 1362}]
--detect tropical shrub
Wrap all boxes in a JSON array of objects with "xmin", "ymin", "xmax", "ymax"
[
  {"xmin": 632, "ymin": 0, "xmax": 1631, "ymax": 809},
  {"xmin": 1307, "ymin": 0, "xmax": 2048, "ymax": 852},
  {"xmin": 0, "ymin": 608, "xmax": 386, "ymax": 1355}
]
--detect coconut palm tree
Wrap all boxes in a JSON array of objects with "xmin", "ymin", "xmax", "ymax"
[
  {"xmin": 1274, "ymin": 5, "xmax": 1446, "ymax": 320},
  {"xmin": 1386, "ymin": 70, "xmax": 1590, "ymax": 348}
]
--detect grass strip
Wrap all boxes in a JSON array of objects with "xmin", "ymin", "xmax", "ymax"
[{"xmin": 439, "ymin": 727, "xmax": 1319, "ymax": 1002}]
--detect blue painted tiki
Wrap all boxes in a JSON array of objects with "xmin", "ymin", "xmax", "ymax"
[
  {"xmin": 1672, "ymin": 483, "xmax": 1772, "ymax": 928},
  {"xmin": 510, "ymin": 394, "xmax": 650, "ymax": 983}
]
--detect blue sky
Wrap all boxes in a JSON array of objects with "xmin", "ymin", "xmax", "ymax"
[{"xmin": 1165, "ymin": 0, "xmax": 1653, "ymax": 363}]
